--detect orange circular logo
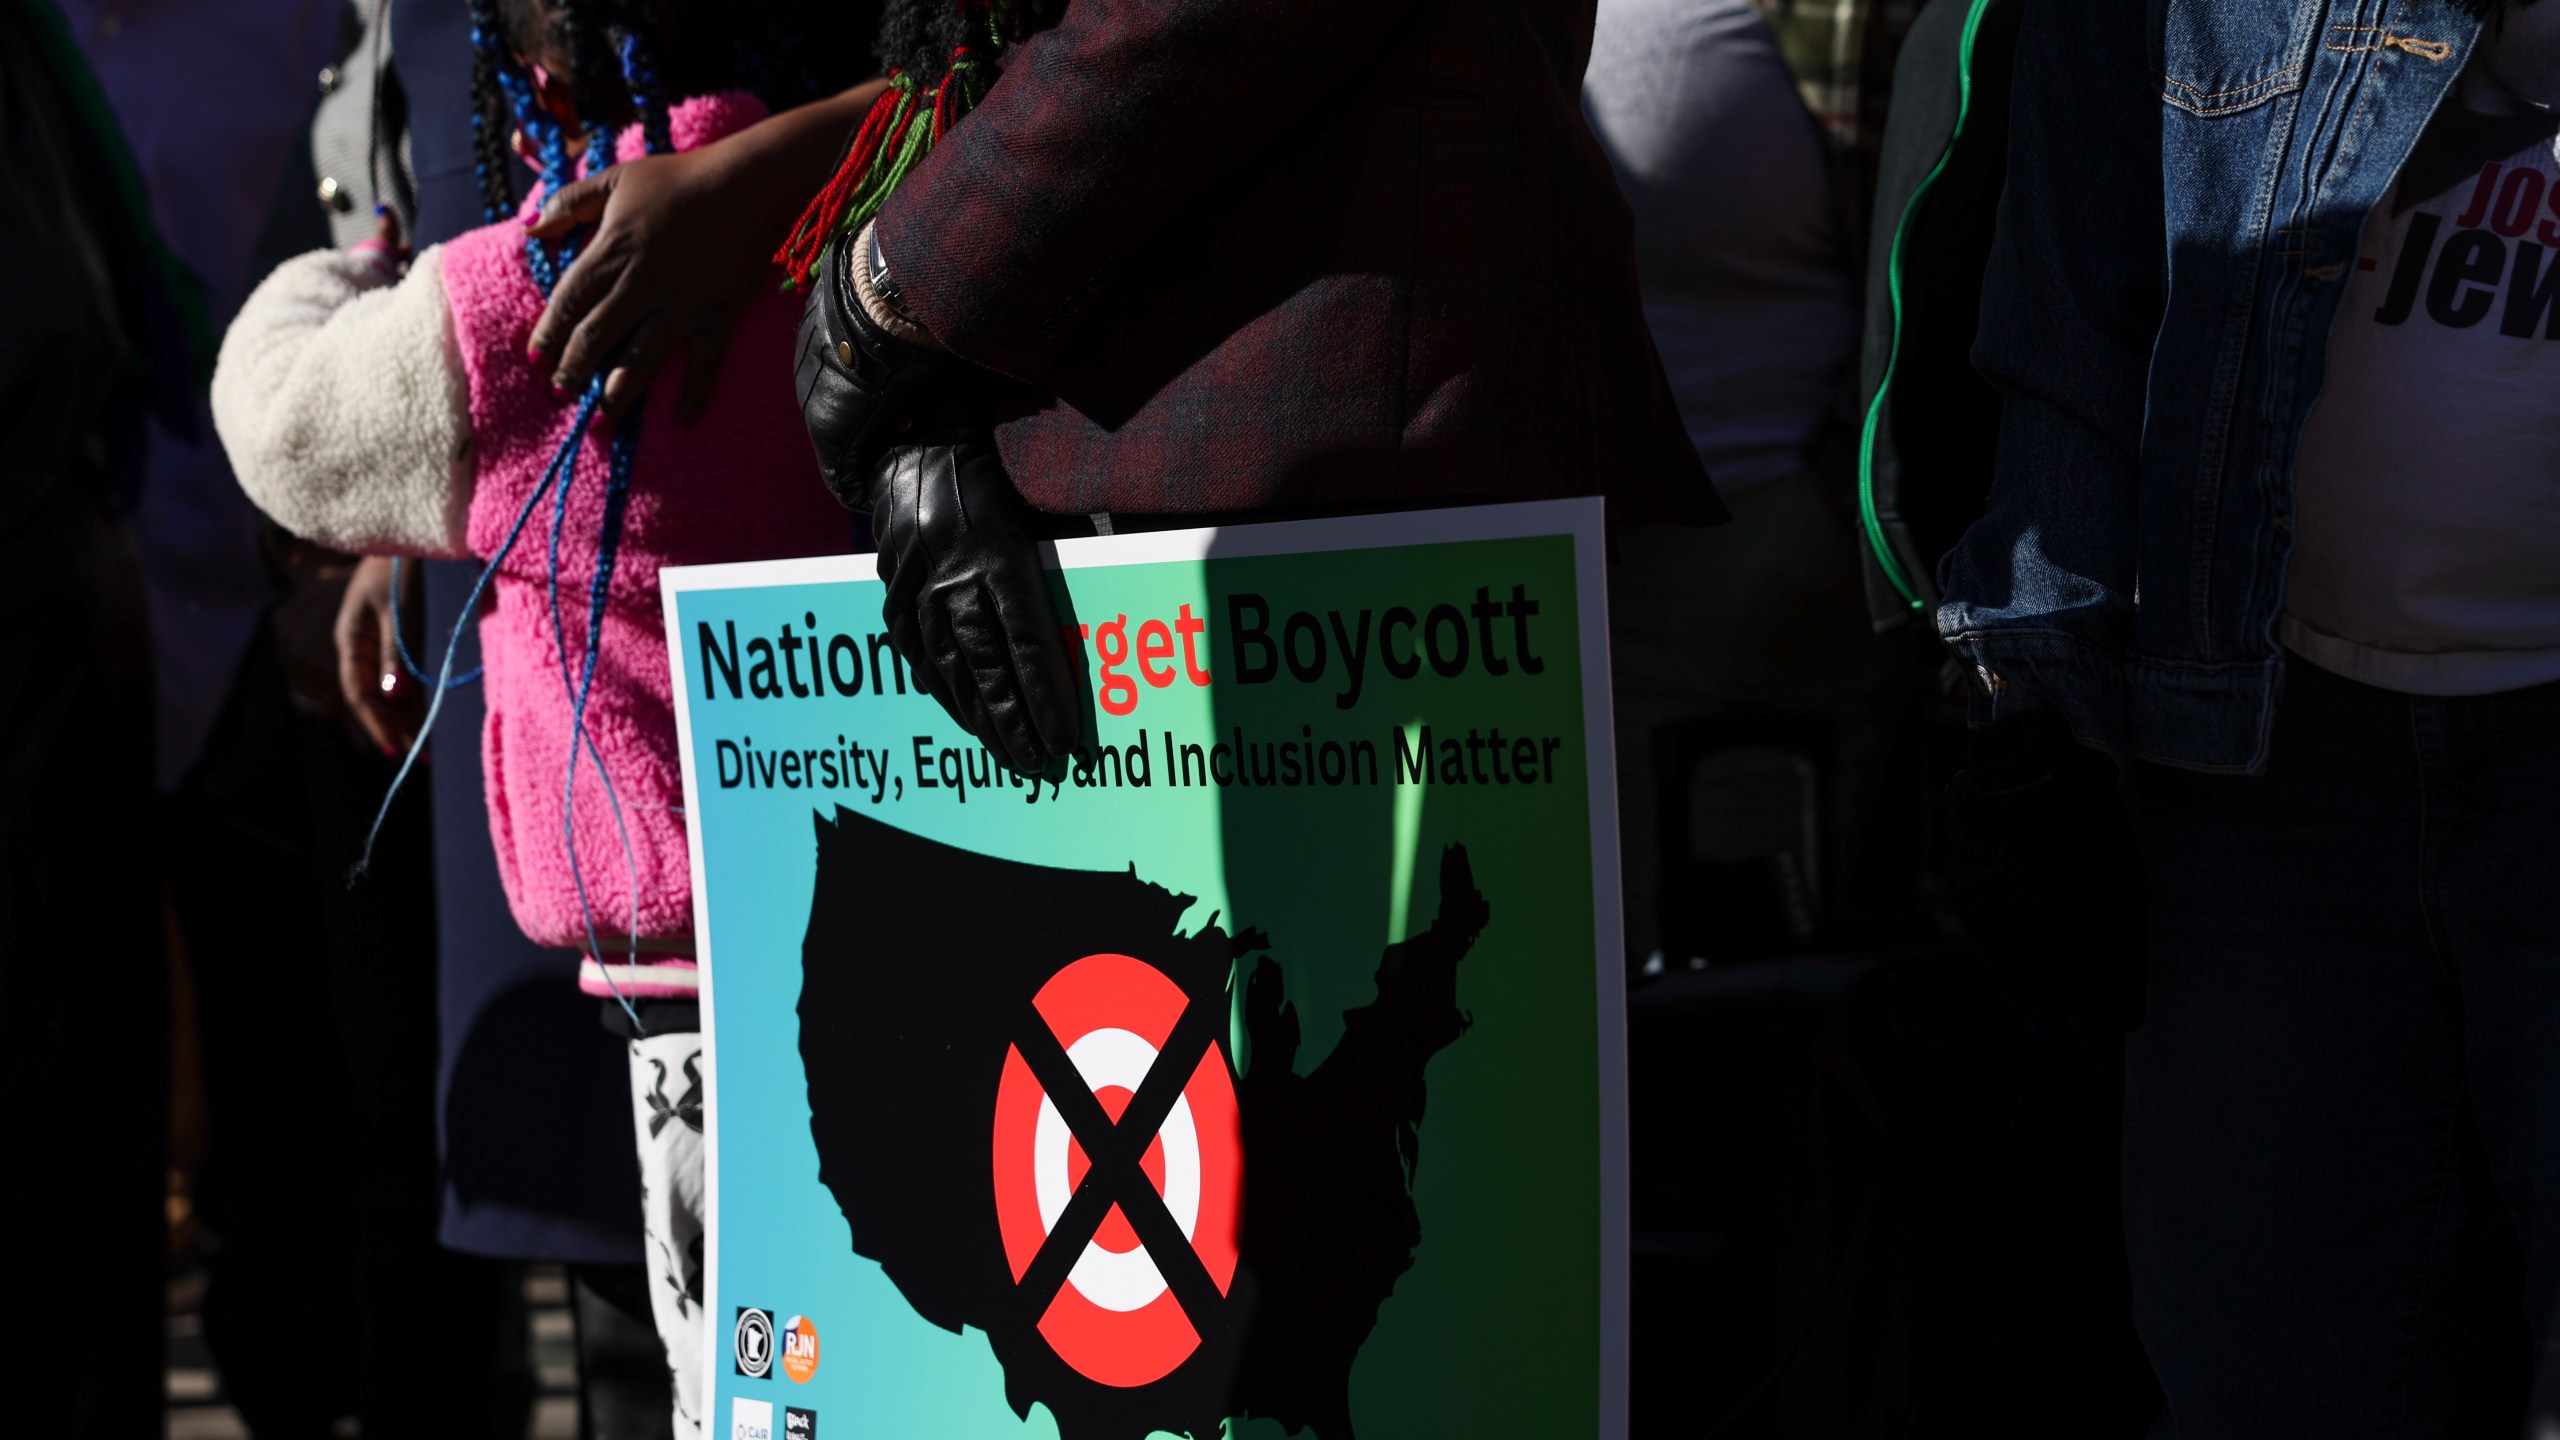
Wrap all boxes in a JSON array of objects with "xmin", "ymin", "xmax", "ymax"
[{"xmin": 780, "ymin": 1314, "xmax": 819, "ymax": 1383}]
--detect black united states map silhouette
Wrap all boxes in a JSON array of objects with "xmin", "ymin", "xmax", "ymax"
[{"xmin": 796, "ymin": 808, "xmax": 1489, "ymax": 1439}]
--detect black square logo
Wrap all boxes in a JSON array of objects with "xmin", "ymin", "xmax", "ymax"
[
  {"xmin": 733, "ymin": 1307, "xmax": 775, "ymax": 1379},
  {"xmin": 783, "ymin": 1407, "xmax": 816, "ymax": 1439}
]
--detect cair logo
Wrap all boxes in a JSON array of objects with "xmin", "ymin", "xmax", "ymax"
[
  {"xmin": 780, "ymin": 1314, "xmax": 820, "ymax": 1383},
  {"xmin": 733, "ymin": 1306, "xmax": 775, "ymax": 1379}
]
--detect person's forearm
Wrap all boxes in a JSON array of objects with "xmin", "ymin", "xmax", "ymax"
[
  {"xmin": 718, "ymin": 79, "xmax": 893, "ymax": 248},
  {"xmin": 524, "ymin": 77, "xmax": 899, "ymax": 410}
]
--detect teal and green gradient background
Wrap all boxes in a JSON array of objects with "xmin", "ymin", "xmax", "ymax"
[{"xmin": 673, "ymin": 532, "xmax": 1608, "ymax": 1437}]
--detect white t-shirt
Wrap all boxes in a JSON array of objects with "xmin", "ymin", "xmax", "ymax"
[
  {"xmin": 1581, "ymin": 0, "xmax": 1856, "ymax": 493},
  {"xmin": 2287, "ymin": 12, "xmax": 2560, "ymax": 694}
]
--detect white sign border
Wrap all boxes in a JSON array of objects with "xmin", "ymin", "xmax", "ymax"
[{"xmin": 661, "ymin": 497, "xmax": 1628, "ymax": 1435}]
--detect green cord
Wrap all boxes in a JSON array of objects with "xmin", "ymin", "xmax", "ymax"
[
  {"xmin": 832, "ymin": 57, "xmax": 992, "ymax": 243},
  {"xmin": 1856, "ymin": 0, "xmax": 1997, "ymax": 614}
]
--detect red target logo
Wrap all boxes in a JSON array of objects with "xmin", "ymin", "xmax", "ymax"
[{"xmin": 992, "ymin": 953, "xmax": 1242, "ymax": 1387}]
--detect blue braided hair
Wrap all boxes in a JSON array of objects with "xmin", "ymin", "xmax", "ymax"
[
  {"xmin": 465, "ymin": 0, "xmax": 519, "ymax": 228},
  {"xmin": 464, "ymin": 0, "xmax": 877, "ymax": 236}
]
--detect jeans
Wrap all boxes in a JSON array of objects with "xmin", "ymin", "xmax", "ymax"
[{"xmin": 2128, "ymin": 655, "xmax": 2560, "ymax": 1437}]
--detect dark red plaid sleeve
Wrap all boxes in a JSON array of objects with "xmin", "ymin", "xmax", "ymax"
[{"xmin": 873, "ymin": 0, "xmax": 1429, "ymax": 384}]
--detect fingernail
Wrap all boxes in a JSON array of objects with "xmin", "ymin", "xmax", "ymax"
[
  {"xmin": 379, "ymin": 741, "xmax": 397, "ymax": 758},
  {"xmin": 551, "ymin": 381, "xmax": 570, "ymax": 401},
  {"xmin": 527, "ymin": 346, "xmax": 548, "ymax": 369}
]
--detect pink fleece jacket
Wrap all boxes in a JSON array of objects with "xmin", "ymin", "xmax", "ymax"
[{"xmin": 441, "ymin": 92, "xmax": 847, "ymax": 983}]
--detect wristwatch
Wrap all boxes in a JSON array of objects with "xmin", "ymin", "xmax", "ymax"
[{"xmin": 869, "ymin": 225, "xmax": 916, "ymax": 325}]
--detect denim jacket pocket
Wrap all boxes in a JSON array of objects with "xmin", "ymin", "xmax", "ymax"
[{"xmin": 2159, "ymin": 0, "xmax": 2316, "ymax": 118}]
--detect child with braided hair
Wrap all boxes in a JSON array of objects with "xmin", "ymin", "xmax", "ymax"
[{"xmin": 212, "ymin": 0, "xmax": 877, "ymax": 1427}]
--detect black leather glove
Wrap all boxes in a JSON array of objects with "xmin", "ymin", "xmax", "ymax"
[
  {"xmin": 794, "ymin": 228, "xmax": 958, "ymax": 508},
  {"xmin": 868, "ymin": 401, "xmax": 1082, "ymax": 777},
  {"xmin": 795, "ymin": 227, "xmax": 1082, "ymax": 775}
]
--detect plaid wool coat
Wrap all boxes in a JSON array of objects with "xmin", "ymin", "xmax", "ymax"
[{"xmin": 873, "ymin": 0, "xmax": 1724, "ymax": 522}]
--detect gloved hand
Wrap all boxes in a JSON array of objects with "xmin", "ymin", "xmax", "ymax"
[
  {"xmin": 866, "ymin": 401, "xmax": 1083, "ymax": 777},
  {"xmin": 796, "ymin": 226, "xmax": 1081, "ymax": 774},
  {"xmin": 794, "ymin": 226, "xmax": 958, "ymax": 508}
]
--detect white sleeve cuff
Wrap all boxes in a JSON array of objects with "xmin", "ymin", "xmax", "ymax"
[{"xmin": 212, "ymin": 244, "xmax": 474, "ymax": 557}]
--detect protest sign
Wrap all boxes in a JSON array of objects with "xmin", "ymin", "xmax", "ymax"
[{"xmin": 663, "ymin": 500, "xmax": 1626, "ymax": 1439}]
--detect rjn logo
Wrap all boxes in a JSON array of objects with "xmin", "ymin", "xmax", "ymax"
[{"xmin": 781, "ymin": 1314, "xmax": 820, "ymax": 1383}]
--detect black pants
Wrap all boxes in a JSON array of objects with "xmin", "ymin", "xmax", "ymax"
[
  {"xmin": 0, "ymin": 494, "xmax": 164, "ymax": 1437},
  {"xmin": 574, "ymin": 1262, "xmax": 677, "ymax": 1440},
  {"xmin": 2130, "ymin": 657, "xmax": 2559, "ymax": 1437},
  {"xmin": 173, "ymin": 608, "xmax": 515, "ymax": 1438}
]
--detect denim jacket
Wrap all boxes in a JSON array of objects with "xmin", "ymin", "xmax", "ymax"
[{"xmin": 1937, "ymin": 0, "xmax": 2485, "ymax": 772}]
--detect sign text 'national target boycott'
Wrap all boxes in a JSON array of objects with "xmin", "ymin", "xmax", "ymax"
[
  {"xmin": 693, "ymin": 582, "xmax": 1553, "ymax": 715},
  {"xmin": 695, "ymin": 581, "xmax": 1572, "ymax": 802}
]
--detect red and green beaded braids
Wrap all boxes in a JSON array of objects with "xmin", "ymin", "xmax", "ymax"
[{"xmin": 773, "ymin": 0, "xmax": 1048, "ymax": 289}]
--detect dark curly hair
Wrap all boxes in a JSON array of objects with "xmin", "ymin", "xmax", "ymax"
[
  {"xmin": 467, "ymin": 0, "xmax": 880, "ymax": 229},
  {"xmin": 873, "ymin": 0, "xmax": 1046, "ymax": 90}
]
